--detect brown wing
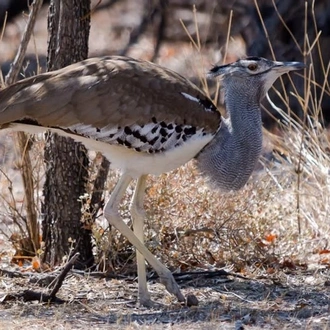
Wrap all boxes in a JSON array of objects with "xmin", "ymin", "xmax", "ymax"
[{"xmin": 0, "ymin": 56, "xmax": 221, "ymax": 134}]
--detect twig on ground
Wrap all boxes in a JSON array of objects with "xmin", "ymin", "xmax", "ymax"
[
  {"xmin": 0, "ymin": 253, "xmax": 79, "ymax": 303},
  {"xmin": 49, "ymin": 252, "xmax": 80, "ymax": 299},
  {"xmin": 71, "ymin": 268, "xmax": 246, "ymax": 283},
  {"xmin": 2, "ymin": 290, "xmax": 65, "ymax": 304},
  {"xmin": 0, "ymin": 267, "xmax": 57, "ymax": 286},
  {"xmin": 0, "ymin": 268, "xmax": 25, "ymax": 278}
]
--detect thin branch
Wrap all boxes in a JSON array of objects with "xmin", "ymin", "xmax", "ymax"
[
  {"xmin": 2, "ymin": 290, "xmax": 65, "ymax": 304},
  {"xmin": 49, "ymin": 253, "xmax": 80, "ymax": 299},
  {"xmin": 3, "ymin": 0, "xmax": 43, "ymax": 254},
  {"xmin": 119, "ymin": 0, "xmax": 151, "ymax": 56},
  {"xmin": 90, "ymin": 154, "xmax": 110, "ymax": 222},
  {"xmin": 5, "ymin": 0, "xmax": 44, "ymax": 85}
]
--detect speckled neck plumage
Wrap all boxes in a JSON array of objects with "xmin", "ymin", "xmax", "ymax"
[
  {"xmin": 196, "ymin": 106, "xmax": 262, "ymax": 191},
  {"xmin": 196, "ymin": 77, "xmax": 263, "ymax": 191}
]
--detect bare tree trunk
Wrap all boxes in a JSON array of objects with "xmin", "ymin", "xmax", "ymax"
[{"xmin": 42, "ymin": 0, "xmax": 93, "ymax": 268}]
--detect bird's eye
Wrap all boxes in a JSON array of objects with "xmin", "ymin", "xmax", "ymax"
[{"xmin": 248, "ymin": 63, "xmax": 258, "ymax": 71}]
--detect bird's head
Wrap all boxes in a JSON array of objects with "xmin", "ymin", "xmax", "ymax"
[{"xmin": 209, "ymin": 57, "xmax": 305, "ymax": 99}]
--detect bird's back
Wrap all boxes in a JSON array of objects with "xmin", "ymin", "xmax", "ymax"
[{"xmin": 0, "ymin": 56, "xmax": 222, "ymax": 176}]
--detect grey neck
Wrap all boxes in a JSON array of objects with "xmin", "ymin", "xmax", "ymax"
[{"xmin": 196, "ymin": 82, "xmax": 263, "ymax": 191}]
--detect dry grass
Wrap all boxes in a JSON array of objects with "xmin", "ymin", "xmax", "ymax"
[{"xmin": 87, "ymin": 1, "xmax": 330, "ymax": 280}]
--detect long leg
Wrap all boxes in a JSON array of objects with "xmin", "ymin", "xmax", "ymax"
[
  {"xmin": 130, "ymin": 175, "xmax": 150, "ymax": 305},
  {"xmin": 104, "ymin": 172, "xmax": 185, "ymax": 304}
]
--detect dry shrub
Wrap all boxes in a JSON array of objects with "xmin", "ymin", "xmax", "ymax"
[
  {"xmin": 0, "ymin": 133, "xmax": 45, "ymax": 263},
  {"xmin": 113, "ymin": 110, "xmax": 330, "ymax": 275},
  {"xmin": 95, "ymin": 131, "xmax": 330, "ymax": 275},
  {"xmin": 93, "ymin": 3, "xmax": 330, "ymax": 276}
]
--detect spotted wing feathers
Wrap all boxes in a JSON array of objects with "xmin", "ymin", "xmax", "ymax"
[
  {"xmin": 0, "ymin": 56, "xmax": 222, "ymax": 155},
  {"xmin": 68, "ymin": 120, "xmax": 211, "ymax": 154}
]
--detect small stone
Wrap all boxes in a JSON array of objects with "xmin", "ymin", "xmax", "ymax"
[
  {"xmin": 295, "ymin": 306, "xmax": 313, "ymax": 319},
  {"xmin": 186, "ymin": 294, "xmax": 198, "ymax": 307}
]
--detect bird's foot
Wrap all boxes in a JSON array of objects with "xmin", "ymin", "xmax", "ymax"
[
  {"xmin": 159, "ymin": 271, "xmax": 198, "ymax": 306},
  {"xmin": 138, "ymin": 292, "xmax": 154, "ymax": 308},
  {"xmin": 139, "ymin": 298, "xmax": 154, "ymax": 308}
]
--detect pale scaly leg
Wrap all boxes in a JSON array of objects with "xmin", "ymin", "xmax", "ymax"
[
  {"xmin": 130, "ymin": 175, "xmax": 151, "ymax": 306},
  {"xmin": 104, "ymin": 173, "xmax": 185, "ymax": 305}
]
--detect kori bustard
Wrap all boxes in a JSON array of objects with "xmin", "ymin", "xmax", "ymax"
[{"xmin": 0, "ymin": 56, "xmax": 304, "ymax": 306}]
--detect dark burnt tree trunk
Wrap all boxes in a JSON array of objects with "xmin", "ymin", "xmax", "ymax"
[{"xmin": 42, "ymin": 0, "xmax": 94, "ymax": 268}]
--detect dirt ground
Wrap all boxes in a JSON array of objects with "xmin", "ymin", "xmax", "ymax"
[{"xmin": 1, "ymin": 256, "xmax": 330, "ymax": 330}]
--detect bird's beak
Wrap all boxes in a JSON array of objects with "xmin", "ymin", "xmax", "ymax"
[{"xmin": 273, "ymin": 61, "xmax": 306, "ymax": 73}]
